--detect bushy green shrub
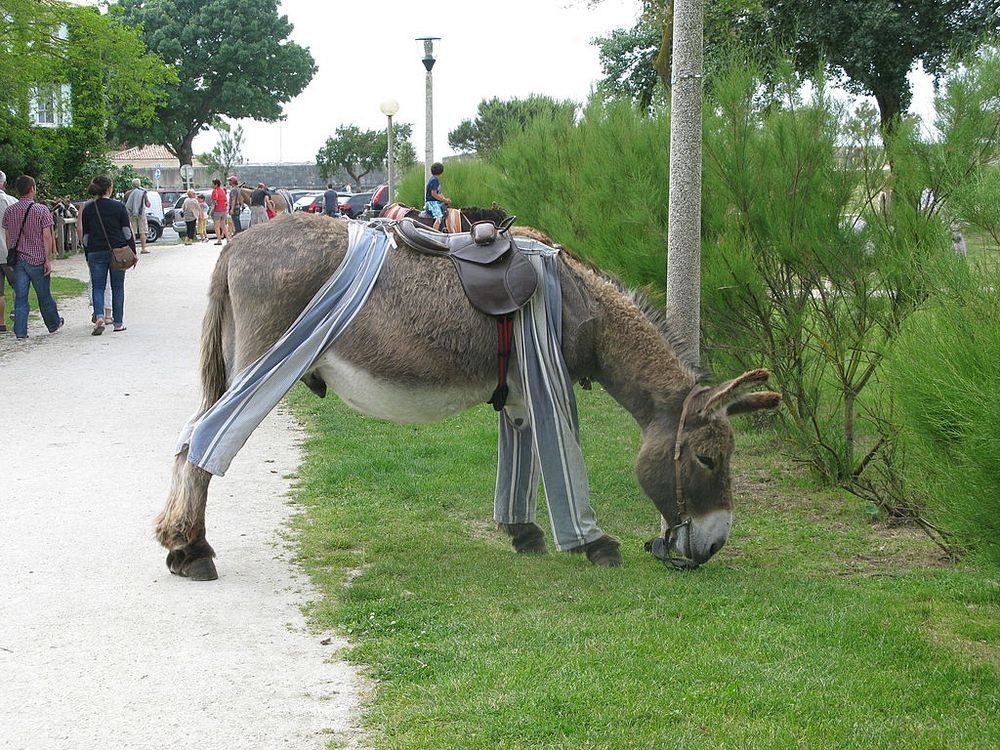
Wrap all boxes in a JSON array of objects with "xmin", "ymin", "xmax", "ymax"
[
  {"xmin": 884, "ymin": 261, "xmax": 1000, "ymax": 566},
  {"xmin": 496, "ymin": 99, "xmax": 670, "ymax": 293},
  {"xmin": 393, "ymin": 159, "xmax": 508, "ymax": 215},
  {"xmin": 699, "ymin": 59, "xmax": 961, "ymax": 483}
]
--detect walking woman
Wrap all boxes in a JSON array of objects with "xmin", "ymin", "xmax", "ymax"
[
  {"xmin": 80, "ymin": 175, "xmax": 135, "ymax": 335},
  {"xmin": 181, "ymin": 189, "xmax": 200, "ymax": 245}
]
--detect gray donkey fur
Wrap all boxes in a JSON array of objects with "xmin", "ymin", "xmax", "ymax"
[{"xmin": 156, "ymin": 213, "xmax": 780, "ymax": 580}]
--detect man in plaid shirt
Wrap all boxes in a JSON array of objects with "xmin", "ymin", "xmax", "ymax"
[{"xmin": 2, "ymin": 175, "xmax": 63, "ymax": 339}]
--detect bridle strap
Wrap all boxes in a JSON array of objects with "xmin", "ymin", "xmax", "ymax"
[
  {"xmin": 646, "ymin": 383, "xmax": 709, "ymax": 569},
  {"xmin": 671, "ymin": 384, "xmax": 705, "ymax": 527}
]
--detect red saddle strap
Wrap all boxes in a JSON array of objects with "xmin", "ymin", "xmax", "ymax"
[{"xmin": 487, "ymin": 314, "xmax": 514, "ymax": 411}]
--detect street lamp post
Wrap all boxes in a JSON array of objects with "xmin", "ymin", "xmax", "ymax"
[
  {"xmin": 380, "ymin": 99, "xmax": 399, "ymax": 205},
  {"xmin": 415, "ymin": 36, "xmax": 440, "ymax": 186}
]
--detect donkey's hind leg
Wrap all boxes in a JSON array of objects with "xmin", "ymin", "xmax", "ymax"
[
  {"xmin": 155, "ymin": 447, "xmax": 218, "ymax": 580},
  {"xmin": 495, "ymin": 406, "xmax": 548, "ymax": 554}
]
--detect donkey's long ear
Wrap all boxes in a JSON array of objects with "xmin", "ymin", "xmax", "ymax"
[
  {"xmin": 727, "ymin": 391, "xmax": 782, "ymax": 415},
  {"xmin": 696, "ymin": 368, "xmax": 778, "ymax": 418}
]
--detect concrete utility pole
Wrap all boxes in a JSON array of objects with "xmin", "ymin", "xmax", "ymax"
[
  {"xmin": 416, "ymin": 37, "xmax": 439, "ymax": 187},
  {"xmin": 666, "ymin": 0, "xmax": 704, "ymax": 363}
]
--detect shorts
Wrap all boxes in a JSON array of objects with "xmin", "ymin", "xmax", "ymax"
[
  {"xmin": 129, "ymin": 213, "xmax": 148, "ymax": 236},
  {"xmin": 212, "ymin": 211, "xmax": 227, "ymax": 223},
  {"xmin": 424, "ymin": 200, "xmax": 445, "ymax": 220}
]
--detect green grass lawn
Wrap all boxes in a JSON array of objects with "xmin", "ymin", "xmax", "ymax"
[
  {"xmin": 3, "ymin": 274, "xmax": 87, "ymax": 323},
  {"xmin": 286, "ymin": 384, "xmax": 998, "ymax": 750}
]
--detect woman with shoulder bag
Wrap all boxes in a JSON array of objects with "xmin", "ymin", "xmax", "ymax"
[{"xmin": 80, "ymin": 175, "xmax": 135, "ymax": 335}]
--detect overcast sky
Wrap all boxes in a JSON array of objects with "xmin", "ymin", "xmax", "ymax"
[
  {"xmin": 67, "ymin": 0, "xmax": 937, "ymax": 163},
  {"xmin": 208, "ymin": 0, "xmax": 644, "ymax": 164}
]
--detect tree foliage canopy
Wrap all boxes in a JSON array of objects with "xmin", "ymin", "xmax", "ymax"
[
  {"xmin": 593, "ymin": 0, "xmax": 769, "ymax": 112},
  {"xmin": 316, "ymin": 123, "xmax": 415, "ymax": 187},
  {"xmin": 770, "ymin": 0, "xmax": 999, "ymax": 130},
  {"xmin": 199, "ymin": 123, "xmax": 246, "ymax": 181},
  {"xmin": 447, "ymin": 96, "xmax": 577, "ymax": 158},
  {"xmin": 0, "ymin": 0, "xmax": 174, "ymax": 188},
  {"xmin": 113, "ymin": 0, "xmax": 316, "ymax": 165},
  {"xmin": 594, "ymin": 0, "xmax": 999, "ymax": 131}
]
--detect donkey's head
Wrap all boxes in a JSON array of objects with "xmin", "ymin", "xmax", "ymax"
[{"xmin": 636, "ymin": 369, "xmax": 781, "ymax": 568}]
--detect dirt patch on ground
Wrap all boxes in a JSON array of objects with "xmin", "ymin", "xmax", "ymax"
[{"xmin": 731, "ymin": 440, "xmax": 953, "ymax": 575}]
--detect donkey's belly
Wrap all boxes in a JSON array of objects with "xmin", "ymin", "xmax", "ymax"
[{"xmin": 313, "ymin": 352, "xmax": 493, "ymax": 423}]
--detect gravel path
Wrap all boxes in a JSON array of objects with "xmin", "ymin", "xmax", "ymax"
[{"xmin": 0, "ymin": 240, "xmax": 367, "ymax": 749}]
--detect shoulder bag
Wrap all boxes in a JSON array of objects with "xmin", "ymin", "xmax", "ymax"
[
  {"xmin": 4, "ymin": 203, "xmax": 32, "ymax": 267},
  {"xmin": 94, "ymin": 200, "xmax": 137, "ymax": 271}
]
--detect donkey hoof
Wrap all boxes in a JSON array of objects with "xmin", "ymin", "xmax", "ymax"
[
  {"xmin": 183, "ymin": 556, "xmax": 219, "ymax": 581},
  {"xmin": 166, "ymin": 548, "xmax": 218, "ymax": 580},
  {"xmin": 166, "ymin": 548, "xmax": 187, "ymax": 575},
  {"xmin": 499, "ymin": 522, "xmax": 548, "ymax": 554},
  {"xmin": 581, "ymin": 535, "xmax": 623, "ymax": 567}
]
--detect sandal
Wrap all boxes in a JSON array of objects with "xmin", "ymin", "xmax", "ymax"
[{"xmin": 92, "ymin": 319, "xmax": 105, "ymax": 336}]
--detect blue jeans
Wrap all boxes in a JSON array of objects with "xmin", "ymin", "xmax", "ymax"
[
  {"xmin": 231, "ymin": 210, "xmax": 243, "ymax": 233},
  {"xmin": 13, "ymin": 260, "xmax": 61, "ymax": 338},
  {"xmin": 87, "ymin": 251, "xmax": 126, "ymax": 327}
]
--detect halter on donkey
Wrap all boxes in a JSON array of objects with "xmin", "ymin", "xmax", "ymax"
[{"xmin": 156, "ymin": 212, "xmax": 780, "ymax": 580}]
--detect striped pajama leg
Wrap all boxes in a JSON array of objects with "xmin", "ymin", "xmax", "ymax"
[{"xmin": 494, "ymin": 250, "xmax": 604, "ymax": 551}]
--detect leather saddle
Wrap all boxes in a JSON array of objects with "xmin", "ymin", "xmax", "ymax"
[{"xmin": 393, "ymin": 218, "xmax": 537, "ymax": 316}]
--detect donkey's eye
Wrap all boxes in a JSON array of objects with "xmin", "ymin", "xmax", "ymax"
[{"xmin": 696, "ymin": 455, "xmax": 716, "ymax": 470}]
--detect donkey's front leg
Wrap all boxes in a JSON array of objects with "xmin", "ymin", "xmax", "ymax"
[{"xmin": 155, "ymin": 449, "xmax": 218, "ymax": 581}]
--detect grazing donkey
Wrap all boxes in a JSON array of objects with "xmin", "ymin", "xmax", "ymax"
[{"xmin": 156, "ymin": 213, "xmax": 780, "ymax": 580}]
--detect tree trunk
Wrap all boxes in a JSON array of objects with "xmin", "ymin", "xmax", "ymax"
[
  {"xmin": 874, "ymin": 87, "xmax": 902, "ymax": 136},
  {"xmin": 173, "ymin": 135, "xmax": 196, "ymax": 169}
]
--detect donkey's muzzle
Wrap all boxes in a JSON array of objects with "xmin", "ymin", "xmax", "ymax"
[{"xmin": 644, "ymin": 535, "xmax": 700, "ymax": 570}]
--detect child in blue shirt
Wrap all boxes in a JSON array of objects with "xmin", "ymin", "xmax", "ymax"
[{"xmin": 424, "ymin": 162, "xmax": 451, "ymax": 230}]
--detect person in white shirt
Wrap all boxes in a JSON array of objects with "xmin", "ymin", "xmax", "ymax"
[
  {"xmin": 0, "ymin": 169, "xmax": 19, "ymax": 332},
  {"xmin": 124, "ymin": 178, "xmax": 151, "ymax": 254}
]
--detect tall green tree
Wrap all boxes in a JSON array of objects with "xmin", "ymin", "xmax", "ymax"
[
  {"xmin": 0, "ymin": 0, "xmax": 173, "ymax": 185},
  {"xmin": 316, "ymin": 123, "xmax": 415, "ymax": 187},
  {"xmin": 199, "ymin": 123, "xmax": 246, "ymax": 181},
  {"xmin": 448, "ymin": 96, "xmax": 577, "ymax": 158},
  {"xmin": 388, "ymin": 123, "xmax": 418, "ymax": 174},
  {"xmin": 596, "ymin": 1, "xmax": 999, "ymax": 132},
  {"xmin": 769, "ymin": 0, "xmax": 999, "ymax": 132},
  {"xmin": 113, "ymin": 0, "xmax": 316, "ymax": 166},
  {"xmin": 594, "ymin": 21, "xmax": 663, "ymax": 112},
  {"xmin": 593, "ymin": 0, "xmax": 770, "ymax": 111}
]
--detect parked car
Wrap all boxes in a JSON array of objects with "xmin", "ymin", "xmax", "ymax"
[
  {"xmin": 295, "ymin": 191, "xmax": 351, "ymax": 214},
  {"xmin": 334, "ymin": 193, "xmax": 352, "ymax": 213},
  {"xmin": 340, "ymin": 192, "xmax": 373, "ymax": 219},
  {"xmin": 288, "ymin": 189, "xmax": 317, "ymax": 204},
  {"xmin": 369, "ymin": 184, "xmax": 389, "ymax": 214},
  {"xmin": 292, "ymin": 191, "xmax": 324, "ymax": 212}
]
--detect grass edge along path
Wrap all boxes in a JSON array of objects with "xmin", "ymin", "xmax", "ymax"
[
  {"xmin": 286, "ymin": 384, "xmax": 999, "ymax": 750},
  {"xmin": 3, "ymin": 274, "xmax": 87, "ymax": 317}
]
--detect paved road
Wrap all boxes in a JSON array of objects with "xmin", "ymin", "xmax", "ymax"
[{"xmin": 0, "ymin": 240, "xmax": 366, "ymax": 749}]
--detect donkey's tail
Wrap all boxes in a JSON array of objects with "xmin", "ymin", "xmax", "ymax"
[{"xmin": 199, "ymin": 250, "xmax": 232, "ymax": 411}]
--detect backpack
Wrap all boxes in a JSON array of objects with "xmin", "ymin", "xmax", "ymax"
[{"xmin": 127, "ymin": 189, "xmax": 146, "ymax": 217}]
